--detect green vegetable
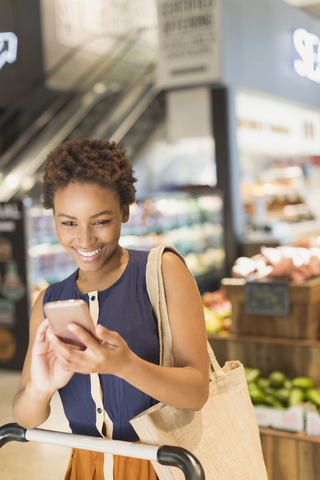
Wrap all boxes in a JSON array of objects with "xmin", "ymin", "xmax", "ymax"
[
  {"xmin": 288, "ymin": 387, "xmax": 305, "ymax": 406},
  {"xmin": 248, "ymin": 382, "xmax": 258, "ymax": 392},
  {"xmin": 257, "ymin": 378, "xmax": 271, "ymax": 390},
  {"xmin": 249, "ymin": 387, "xmax": 266, "ymax": 405},
  {"xmin": 268, "ymin": 371, "xmax": 286, "ymax": 389},
  {"xmin": 275, "ymin": 389, "xmax": 290, "ymax": 404},
  {"xmin": 263, "ymin": 387, "xmax": 289, "ymax": 404},
  {"xmin": 284, "ymin": 379, "xmax": 293, "ymax": 390},
  {"xmin": 264, "ymin": 395, "xmax": 285, "ymax": 409},
  {"xmin": 263, "ymin": 387, "xmax": 278, "ymax": 396},
  {"xmin": 305, "ymin": 388, "xmax": 320, "ymax": 407},
  {"xmin": 292, "ymin": 377, "xmax": 315, "ymax": 390},
  {"xmin": 246, "ymin": 368, "xmax": 261, "ymax": 384}
]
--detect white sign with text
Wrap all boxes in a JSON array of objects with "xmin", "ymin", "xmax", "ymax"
[
  {"xmin": 157, "ymin": 0, "xmax": 221, "ymax": 89},
  {"xmin": 293, "ymin": 28, "xmax": 320, "ymax": 84}
]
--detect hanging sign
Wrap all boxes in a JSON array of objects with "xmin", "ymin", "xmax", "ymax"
[{"xmin": 156, "ymin": 0, "xmax": 221, "ymax": 88}]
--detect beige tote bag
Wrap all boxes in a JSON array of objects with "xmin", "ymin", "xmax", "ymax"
[{"xmin": 130, "ymin": 245, "xmax": 268, "ymax": 480}]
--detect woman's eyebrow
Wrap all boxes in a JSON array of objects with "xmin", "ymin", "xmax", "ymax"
[
  {"xmin": 57, "ymin": 213, "xmax": 76, "ymax": 219},
  {"xmin": 57, "ymin": 210, "xmax": 113, "ymax": 219},
  {"xmin": 91, "ymin": 210, "xmax": 113, "ymax": 218}
]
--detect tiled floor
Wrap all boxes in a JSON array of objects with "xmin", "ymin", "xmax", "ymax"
[{"xmin": 0, "ymin": 369, "xmax": 71, "ymax": 480}]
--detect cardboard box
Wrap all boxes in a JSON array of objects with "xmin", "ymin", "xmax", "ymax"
[
  {"xmin": 306, "ymin": 410, "xmax": 320, "ymax": 437},
  {"xmin": 254, "ymin": 405, "xmax": 305, "ymax": 432}
]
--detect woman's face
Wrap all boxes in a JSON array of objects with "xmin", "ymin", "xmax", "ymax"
[{"xmin": 53, "ymin": 182, "xmax": 129, "ymax": 273}]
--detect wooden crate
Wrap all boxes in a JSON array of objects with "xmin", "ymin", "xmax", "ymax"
[
  {"xmin": 221, "ymin": 277, "xmax": 320, "ymax": 340},
  {"xmin": 208, "ymin": 334, "xmax": 320, "ymax": 385},
  {"xmin": 260, "ymin": 428, "xmax": 320, "ymax": 480},
  {"xmin": 208, "ymin": 334, "xmax": 320, "ymax": 478}
]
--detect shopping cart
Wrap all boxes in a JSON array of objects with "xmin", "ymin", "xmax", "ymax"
[{"xmin": 0, "ymin": 423, "xmax": 205, "ymax": 480}]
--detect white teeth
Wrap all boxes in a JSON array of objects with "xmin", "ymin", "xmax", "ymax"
[{"xmin": 76, "ymin": 247, "xmax": 102, "ymax": 257}]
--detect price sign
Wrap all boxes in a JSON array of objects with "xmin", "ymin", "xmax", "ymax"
[{"xmin": 245, "ymin": 279, "xmax": 290, "ymax": 316}]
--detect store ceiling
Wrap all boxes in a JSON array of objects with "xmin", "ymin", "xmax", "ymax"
[{"xmin": 282, "ymin": 0, "xmax": 320, "ymax": 19}]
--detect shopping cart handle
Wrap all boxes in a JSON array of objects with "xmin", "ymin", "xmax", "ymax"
[
  {"xmin": 0, "ymin": 423, "xmax": 28, "ymax": 448},
  {"xmin": 157, "ymin": 445, "xmax": 205, "ymax": 480},
  {"xmin": 0, "ymin": 423, "xmax": 205, "ymax": 480}
]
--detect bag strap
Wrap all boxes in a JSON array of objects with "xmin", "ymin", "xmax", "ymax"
[{"xmin": 146, "ymin": 245, "xmax": 224, "ymax": 377}]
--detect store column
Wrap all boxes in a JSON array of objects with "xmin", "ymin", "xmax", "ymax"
[{"xmin": 211, "ymin": 87, "xmax": 244, "ymax": 276}]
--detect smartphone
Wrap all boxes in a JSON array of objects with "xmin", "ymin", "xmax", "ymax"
[{"xmin": 44, "ymin": 299, "xmax": 96, "ymax": 350}]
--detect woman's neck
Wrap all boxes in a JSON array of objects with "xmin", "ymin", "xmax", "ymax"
[{"xmin": 76, "ymin": 246, "xmax": 129, "ymax": 294}]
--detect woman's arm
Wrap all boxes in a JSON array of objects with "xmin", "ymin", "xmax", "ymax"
[
  {"xmin": 48, "ymin": 252, "xmax": 209, "ymax": 411},
  {"xmin": 121, "ymin": 251, "xmax": 209, "ymax": 410},
  {"xmin": 13, "ymin": 290, "xmax": 73, "ymax": 429}
]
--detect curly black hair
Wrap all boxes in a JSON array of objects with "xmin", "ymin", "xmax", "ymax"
[{"xmin": 42, "ymin": 138, "xmax": 137, "ymax": 210}]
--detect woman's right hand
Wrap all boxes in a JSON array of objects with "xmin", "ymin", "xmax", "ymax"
[
  {"xmin": 13, "ymin": 289, "xmax": 74, "ymax": 429},
  {"xmin": 29, "ymin": 318, "xmax": 74, "ymax": 397}
]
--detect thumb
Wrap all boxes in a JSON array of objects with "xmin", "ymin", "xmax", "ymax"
[{"xmin": 95, "ymin": 325, "xmax": 118, "ymax": 346}]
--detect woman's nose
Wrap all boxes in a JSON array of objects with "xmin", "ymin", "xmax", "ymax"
[{"xmin": 77, "ymin": 227, "xmax": 95, "ymax": 248}]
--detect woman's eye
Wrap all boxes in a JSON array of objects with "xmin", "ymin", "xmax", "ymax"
[
  {"xmin": 95, "ymin": 220, "xmax": 110, "ymax": 225},
  {"xmin": 62, "ymin": 221, "xmax": 76, "ymax": 226}
]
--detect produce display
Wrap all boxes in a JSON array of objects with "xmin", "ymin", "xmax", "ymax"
[
  {"xmin": 202, "ymin": 289, "xmax": 232, "ymax": 334},
  {"xmin": 245, "ymin": 367, "xmax": 320, "ymax": 412},
  {"xmin": 232, "ymin": 244, "xmax": 320, "ymax": 282}
]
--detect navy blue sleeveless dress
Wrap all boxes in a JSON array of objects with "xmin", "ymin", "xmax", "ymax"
[{"xmin": 43, "ymin": 249, "xmax": 159, "ymax": 442}]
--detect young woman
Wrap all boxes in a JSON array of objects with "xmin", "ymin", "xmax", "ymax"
[{"xmin": 13, "ymin": 138, "xmax": 209, "ymax": 480}]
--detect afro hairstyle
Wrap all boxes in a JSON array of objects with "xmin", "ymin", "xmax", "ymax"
[{"xmin": 42, "ymin": 138, "xmax": 137, "ymax": 210}]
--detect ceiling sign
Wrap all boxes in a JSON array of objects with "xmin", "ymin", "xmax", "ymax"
[
  {"xmin": 0, "ymin": 32, "xmax": 18, "ymax": 70},
  {"xmin": 156, "ymin": 0, "xmax": 221, "ymax": 89},
  {"xmin": 293, "ymin": 28, "xmax": 320, "ymax": 83}
]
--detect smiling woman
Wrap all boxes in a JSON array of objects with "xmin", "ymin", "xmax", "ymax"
[
  {"xmin": 53, "ymin": 183, "xmax": 130, "ymax": 292},
  {"xmin": 12, "ymin": 138, "xmax": 209, "ymax": 480}
]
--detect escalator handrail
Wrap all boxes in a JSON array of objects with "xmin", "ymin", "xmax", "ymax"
[
  {"xmin": 91, "ymin": 63, "xmax": 158, "ymax": 140},
  {"xmin": 0, "ymin": 27, "xmax": 155, "ymax": 130}
]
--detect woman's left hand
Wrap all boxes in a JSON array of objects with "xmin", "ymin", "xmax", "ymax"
[{"xmin": 48, "ymin": 323, "xmax": 133, "ymax": 376}]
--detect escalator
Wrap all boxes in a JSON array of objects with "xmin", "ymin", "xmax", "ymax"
[
  {"xmin": 0, "ymin": 27, "xmax": 223, "ymax": 295},
  {"xmin": 0, "ymin": 28, "xmax": 165, "ymax": 202}
]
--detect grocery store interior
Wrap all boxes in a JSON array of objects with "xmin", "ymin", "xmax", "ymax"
[{"xmin": 2, "ymin": 0, "xmax": 320, "ymax": 478}]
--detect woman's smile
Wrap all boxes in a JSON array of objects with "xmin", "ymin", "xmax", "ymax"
[{"xmin": 73, "ymin": 246, "xmax": 104, "ymax": 261}]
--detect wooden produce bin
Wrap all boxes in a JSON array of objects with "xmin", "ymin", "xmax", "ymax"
[
  {"xmin": 208, "ymin": 334, "xmax": 320, "ymax": 479},
  {"xmin": 221, "ymin": 277, "xmax": 320, "ymax": 340},
  {"xmin": 260, "ymin": 428, "xmax": 320, "ymax": 480},
  {"xmin": 208, "ymin": 334, "xmax": 320, "ymax": 385}
]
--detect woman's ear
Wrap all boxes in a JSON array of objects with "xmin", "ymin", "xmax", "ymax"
[{"xmin": 122, "ymin": 205, "xmax": 130, "ymax": 223}]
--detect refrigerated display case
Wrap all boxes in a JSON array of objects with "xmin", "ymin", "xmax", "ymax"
[
  {"xmin": 120, "ymin": 189, "xmax": 225, "ymax": 293},
  {"xmin": 236, "ymin": 90, "xmax": 320, "ymax": 249}
]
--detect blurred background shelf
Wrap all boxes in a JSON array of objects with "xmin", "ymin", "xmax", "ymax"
[{"xmin": 208, "ymin": 333, "xmax": 320, "ymax": 387}]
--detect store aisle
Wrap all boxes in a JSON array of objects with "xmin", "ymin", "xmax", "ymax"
[{"xmin": 0, "ymin": 369, "xmax": 71, "ymax": 480}]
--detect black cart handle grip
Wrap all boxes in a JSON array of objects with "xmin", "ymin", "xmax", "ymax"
[{"xmin": 0, "ymin": 423, "xmax": 205, "ymax": 480}]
